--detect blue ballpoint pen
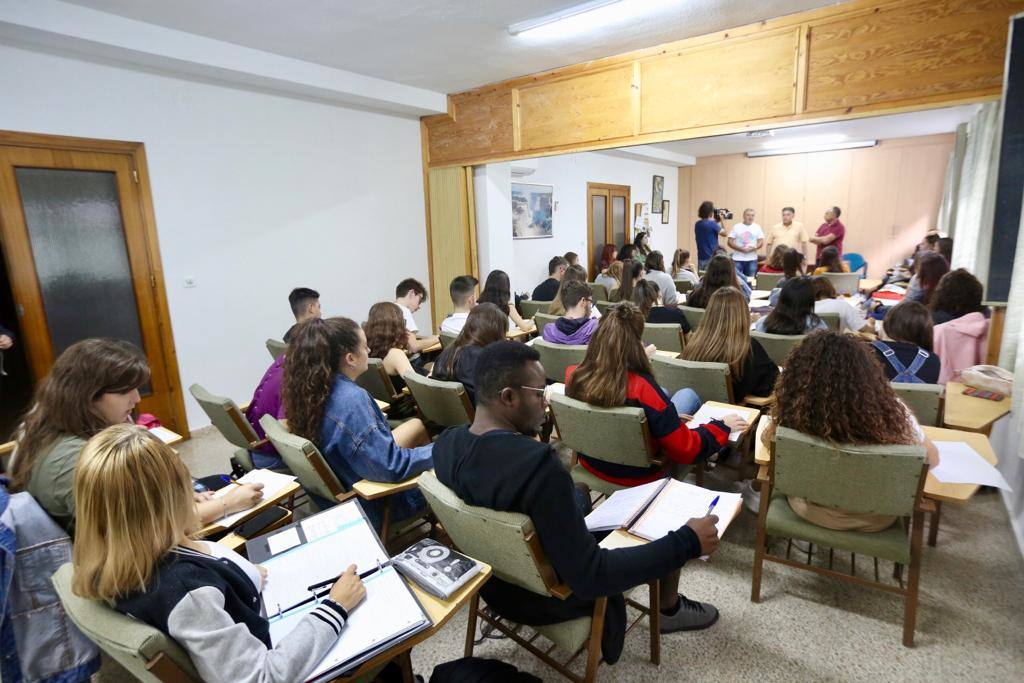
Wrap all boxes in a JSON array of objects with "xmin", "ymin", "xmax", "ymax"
[{"xmin": 705, "ymin": 495, "xmax": 720, "ymax": 516}]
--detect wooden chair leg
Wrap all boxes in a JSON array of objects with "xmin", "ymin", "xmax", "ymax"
[
  {"xmin": 396, "ymin": 649, "xmax": 414, "ymax": 683},
  {"xmin": 750, "ymin": 481, "xmax": 771, "ymax": 603},
  {"xmin": 904, "ymin": 510, "xmax": 924, "ymax": 647},
  {"xmin": 380, "ymin": 498, "xmax": 392, "ymax": 543},
  {"xmin": 464, "ymin": 594, "xmax": 480, "ymax": 657},
  {"xmin": 583, "ymin": 598, "xmax": 607, "ymax": 683},
  {"xmin": 648, "ymin": 580, "xmax": 661, "ymax": 665},
  {"xmin": 928, "ymin": 500, "xmax": 942, "ymax": 547}
]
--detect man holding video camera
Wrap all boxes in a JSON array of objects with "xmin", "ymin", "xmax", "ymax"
[{"xmin": 694, "ymin": 200, "xmax": 731, "ymax": 270}]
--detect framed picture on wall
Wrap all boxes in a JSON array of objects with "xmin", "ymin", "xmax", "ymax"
[
  {"xmin": 651, "ymin": 175, "xmax": 664, "ymax": 212},
  {"xmin": 661, "ymin": 200, "xmax": 670, "ymax": 224},
  {"xmin": 634, "ymin": 202, "xmax": 643, "ymax": 219},
  {"xmin": 512, "ymin": 183, "xmax": 553, "ymax": 239}
]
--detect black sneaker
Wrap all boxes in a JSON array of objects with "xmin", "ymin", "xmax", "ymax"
[{"xmin": 659, "ymin": 595, "xmax": 719, "ymax": 633}]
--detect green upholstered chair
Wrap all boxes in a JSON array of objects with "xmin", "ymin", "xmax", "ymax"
[
  {"xmin": 820, "ymin": 272, "xmax": 861, "ymax": 295},
  {"xmin": 755, "ymin": 273, "xmax": 784, "ymax": 291},
  {"xmin": 260, "ymin": 415, "xmax": 347, "ymax": 511},
  {"xmin": 673, "ymin": 279, "xmax": 695, "ymax": 295},
  {"xmin": 893, "ymin": 383, "xmax": 945, "ymax": 427},
  {"xmin": 586, "ymin": 282, "xmax": 609, "ymax": 301},
  {"xmin": 356, "ymin": 359, "xmax": 412, "ymax": 429},
  {"xmin": 679, "ymin": 305, "xmax": 705, "ymax": 330},
  {"xmin": 593, "ymin": 300, "xmax": 616, "ymax": 316},
  {"xmin": 520, "ymin": 299, "xmax": 553, "ymax": 319},
  {"xmin": 533, "ymin": 340, "xmax": 588, "ymax": 384},
  {"xmin": 403, "ymin": 371, "xmax": 474, "ymax": 427},
  {"xmin": 534, "ymin": 312, "xmax": 560, "ymax": 332},
  {"xmin": 52, "ymin": 563, "xmax": 201, "ymax": 682},
  {"xmin": 818, "ymin": 311, "xmax": 841, "ymax": 331},
  {"xmin": 418, "ymin": 472, "xmax": 659, "ymax": 682},
  {"xmin": 439, "ymin": 330, "xmax": 459, "ymax": 349},
  {"xmin": 548, "ymin": 393, "xmax": 660, "ymax": 496},
  {"xmin": 642, "ymin": 323, "xmax": 685, "ymax": 354},
  {"xmin": 750, "ymin": 331, "xmax": 805, "ymax": 367},
  {"xmin": 265, "ymin": 338, "xmax": 287, "ymax": 360},
  {"xmin": 187, "ymin": 383, "xmax": 262, "ymax": 471},
  {"xmin": 651, "ymin": 356, "xmax": 733, "ymax": 404},
  {"xmin": 750, "ymin": 426, "xmax": 928, "ymax": 647}
]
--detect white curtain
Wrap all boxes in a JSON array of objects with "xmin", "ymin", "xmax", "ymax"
[
  {"xmin": 999, "ymin": 194, "xmax": 1024, "ymax": 460},
  {"xmin": 937, "ymin": 122, "xmax": 966, "ymax": 235},
  {"xmin": 948, "ymin": 102, "xmax": 1001, "ymax": 277}
]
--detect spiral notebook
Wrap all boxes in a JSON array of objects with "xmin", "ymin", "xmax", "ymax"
[{"xmin": 246, "ymin": 500, "xmax": 429, "ymax": 681}]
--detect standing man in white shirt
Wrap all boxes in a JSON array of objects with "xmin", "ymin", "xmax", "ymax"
[
  {"xmin": 766, "ymin": 207, "xmax": 808, "ymax": 256},
  {"xmin": 727, "ymin": 209, "xmax": 765, "ymax": 279},
  {"xmin": 394, "ymin": 278, "xmax": 439, "ymax": 354}
]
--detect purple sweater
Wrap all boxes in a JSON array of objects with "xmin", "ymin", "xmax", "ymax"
[
  {"xmin": 245, "ymin": 355, "xmax": 285, "ymax": 454},
  {"xmin": 542, "ymin": 317, "xmax": 598, "ymax": 345}
]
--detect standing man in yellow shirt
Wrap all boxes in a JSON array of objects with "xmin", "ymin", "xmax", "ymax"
[{"xmin": 766, "ymin": 207, "xmax": 808, "ymax": 257}]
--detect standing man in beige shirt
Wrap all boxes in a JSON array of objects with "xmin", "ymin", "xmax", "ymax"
[{"xmin": 766, "ymin": 207, "xmax": 808, "ymax": 257}]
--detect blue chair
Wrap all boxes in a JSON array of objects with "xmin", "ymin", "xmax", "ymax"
[{"xmin": 843, "ymin": 253, "xmax": 867, "ymax": 276}]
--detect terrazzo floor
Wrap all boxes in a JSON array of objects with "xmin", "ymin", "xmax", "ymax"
[{"xmin": 98, "ymin": 426, "xmax": 1024, "ymax": 681}]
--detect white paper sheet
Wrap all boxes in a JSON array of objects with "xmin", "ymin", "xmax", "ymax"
[
  {"xmin": 148, "ymin": 426, "xmax": 180, "ymax": 443},
  {"xmin": 584, "ymin": 479, "xmax": 667, "ymax": 532},
  {"xmin": 629, "ymin": 480, "xmax": 742, "ymax": 558},
  {"xmin": 931, "ymin": 441, "xmax": 1012, "ymax": 491},
  {"xmin": 212, "ymin": 469, "xmax": 297, "ymax": 528},
  {"xmin": 266, "ymin": 527, "xmax": 301, "ymax": 555},
  {"xmin": 688, "ymin": 405, "xmax": 748, "ymax": 442}
]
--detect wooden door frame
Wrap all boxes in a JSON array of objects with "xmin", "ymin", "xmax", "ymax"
[
  {"xmin": 586, "ymin": 182, "xmax": 631, "ymax": 276},
  {"xmin": 0, "ymin": 130, "xmax": 189, "ymax": 437}
]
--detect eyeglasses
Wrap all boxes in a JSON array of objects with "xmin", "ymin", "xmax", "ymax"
[{"xmin": 517, "ymin": 385, "xmax": 548, "ymax": 400}]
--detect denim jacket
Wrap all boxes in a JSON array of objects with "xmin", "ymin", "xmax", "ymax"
[
  {"xmin": 318, "ymin": 375, "xmax": 433, "ymax": 527},
  {"xmin": 0, "ymin": 479, "xmax": 100, "ymax": 682}
]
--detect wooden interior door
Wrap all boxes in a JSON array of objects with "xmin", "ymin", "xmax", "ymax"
[
  {"xmin": 0, "ymin": 141, "xmax": 188, "ymax": 434},
  {"xmin": 586, "ymin": 183, "xmax": 630, "ymax": 276}
]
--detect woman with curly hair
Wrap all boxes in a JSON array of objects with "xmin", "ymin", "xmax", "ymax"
[
  {"xmin": 363, "ymin": 301, "xmax": 419, "ymax": 392},
  {"xmin": 431, "ymin": 303, "xmax": 508, "ymax": 405},
  {"xmin": 282, "ymin": 317, "xmax": 432, "ymax": 525},
  {"xmin": 687, "ymin": 254, "xmax": 751, "ymax": 309},
  {"xmin": 930, "ymin": 268, "xmax": 986, "ymax": 325},
  {"xmin": 763, "ymin": 331, "xmax": 938, "ymax": 531}
]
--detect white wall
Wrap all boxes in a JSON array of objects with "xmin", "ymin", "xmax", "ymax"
[
  {"xmin": 0, "ymin": 44, "xmax": 429, "ymax": 429},
  {"xmin": 479, "ymin": 152, "xmax": 679, "ymax": 294}
]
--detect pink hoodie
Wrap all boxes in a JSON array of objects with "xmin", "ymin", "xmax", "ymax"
[{"xmin": 933, "ymin": 312, "xmax": 989, "ymax": 384}]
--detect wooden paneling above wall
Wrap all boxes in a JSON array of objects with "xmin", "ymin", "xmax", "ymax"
[{"xmin": 422, "ymin": 0, "xmax": 1021, "ymax": 168}]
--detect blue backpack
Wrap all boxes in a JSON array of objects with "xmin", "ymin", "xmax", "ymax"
[{"xmin": 871, "ymin": 340, "xmax": 930, "ymax": 384}]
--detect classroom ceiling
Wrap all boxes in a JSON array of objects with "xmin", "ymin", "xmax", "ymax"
[
  {"xmin": 634, "ymin": 105, "xmax": 982, "ymax": 158},
  {"xmin": 64, "ymin": 0, "xmax": 840, "ymax": 93}
]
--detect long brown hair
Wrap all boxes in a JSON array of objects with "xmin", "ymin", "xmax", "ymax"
[
  {"xmin": 566, "ymin": 303, "xmax": 651, "ymax": 407},
  {"xmin": 615, "ymin": 260, "xmax": 645, "ymax": 306},
  {"xmin": 9, "ymin": 339, "xmax": 149, "ymax": 490},
  {"xmin": 765, "ymin": 331, "xmax": 915, "ymax": 446},
  {"xmin": 915, "ymin": 251, "xmax": 950, "ymax": 306},
  {"xmin": 283, "ymin": 317, "xmax": 362, "ymax": 443},
  {"xmin": 364, "ymin": 301, "xmax": 409, "ymax": 358},
  {"xmin": 437, "ymin": 303, "xmax": 507, "ymax": 377},
  {"xmin": 687, "ymin": 254, "xmax": 740, "ymax": 308},
  {"xmin": 766, "ymin": 245, "xmax": 790, "ymax": 271},
  {"xmin": 72, "ymin": 425, "xmax": 197, "ymax": 601},
  {"xmin": 670, "ymin": 249, "xmax": 690, "ymax": 278},
  {"xmin": 683, "ymin": 287, "xmax": 752, "ymax": 378},
  {"xmin": 631, "ymin": 280, "xmax": 660, "ymax": 318},
  {"xmin": 818, "ymin": 246, "xmax": 844, "ymax": 273},
  {"xmin": 548, "ymin": 264, "xmax": 588, "ymax": 314}
]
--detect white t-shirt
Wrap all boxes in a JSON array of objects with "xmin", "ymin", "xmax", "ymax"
[
  {"xmin": 814, "ymin": 298, "xmax": 868, "ymax": 333},
  {"xmin": 728, "ymin": 223, "xmax": 764, "ymax": 262},
  {"xmin": 440, "ymin": 311, "xmax": 468, "ymax": 335},
  {"xmin": 397, "ymin": 303, "xmax": 418, "ymax": 333}
]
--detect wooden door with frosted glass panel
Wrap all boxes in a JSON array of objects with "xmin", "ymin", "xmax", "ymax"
[
  {"xmin": 0, "ymin": 143, "xmax": 186, "ymax": 433},
  {"xmin": 586, "ymin": 183, "xmax": 630, "ymax": 278}
]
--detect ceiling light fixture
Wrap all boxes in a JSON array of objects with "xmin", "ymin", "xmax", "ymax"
[
  {"xmin": 760, "ymin": 133, "xmax": 848, "ymax": 150},
  {"xmin": 746, "ymin": 140, "xmax": 877, "ymax": 158},
  {"xmin": 508, "ymin": 0, "xmax": 657, "ymax": 39}
]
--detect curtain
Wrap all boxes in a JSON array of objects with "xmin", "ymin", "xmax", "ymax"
[
  {"xmin": 936, "ymin": 122, "xmax": 966, "ymax": 236},
  {"xmin": 948, "ymin": 102, "xmax": 1001, "ymax": 276},
  {"xmin": 998, "ymin": 194, "xmax": 1024, "ymax": 460}
]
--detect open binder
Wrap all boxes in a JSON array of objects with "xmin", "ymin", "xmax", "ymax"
[{"xmin": 246, "ymin": 499, "xmax": 430, "ymax": 681}]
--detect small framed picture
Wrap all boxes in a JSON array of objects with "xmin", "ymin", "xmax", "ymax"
[
  {"xmin": 634, "ymin": 202, "xmax": 643, "ymax": 219},
  {"xmin": 651, "ymin": 175, "xmax": 664, "ymax": 212},
  {"xmin": 661, "ymin": 200, "xmax": 670, "ymax": 224}
]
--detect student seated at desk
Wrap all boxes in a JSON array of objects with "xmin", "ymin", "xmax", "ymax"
[
  {"xmin": 283, "ymin": 317, "xmax": 433, "ymax": 525},
  {"xmin": 440, "ymin": 275, "xmax": 479, "ymax": 335},
  {"xmin": 598, "ymin": 244, "xmax": 617, "ymax": 273},
  {"xmin": 283, "ymin": 287, "xmax": 321, "ymax": 344},
  {"xmin": 930, "ymin": 268, "xmax": 986, "ymax": 326},
  {"xmin": 687, "ymin": 255, "xmax": 750, "ymax": 308},
  {"xmin": 532, "ymin": 256, "xmax": 568, "ymax": 302},
  {"xmin": 904, "ymin": 251, "xmax": 948, "ymax": 305},
  {"xmin": 756, "ymin": 277, "xmax": 827, "ymax": 335},
  {"xmin": 432, "ymin": 342, "xmax": 725, "ymax": 659},
  {"xmin": 7, "ymin": 339, "xmax": 261, "ymax": 533},
  {"xmin": 764, "ymin": 332, "xmax": 938, "ymax": 531},
  {"xmin": 547, "ymin": 264, "xmax": 600, "ymax": 318},
  {"xmin": 811, "ymin": 277, "xmax": 873, "ymax": 334},
  {"xmin": 632, "ymin": 280, "xmax": 689, "ymax": 334},
  {"xmin": 566, "ymin": 304, "xmax": 746, "ymax": 486},
  {"xmin": 394, "ymin": 278, "xmax": 440, "ymax": 355},
  {"xmin": 872, "ymin": 302, "xmax": 941, "ymax": 384},
  {"xmin": 594, "ymin": 259, "xmax": 622, "ymax": 293},
  {"xmin": 480, "ymin": 270, "xmax": 533, "ymax": 333},
  {"xmin": 682, "ymin": 287, "xmax": 778, "ymax": 402},
  {"xmin": 767, "ymin": 248, "xmax": 806, "ymax": 307},
  {"xmin": 670, "ymin": 248, "xmax": 700, "ymax": 286},
  {"xmin": 642, "ymin": 251, "xmax": 679, "ymax": 307},
  {"xmin": 542, "ymin": 281, "xmax": 599, "ymax": 345},
  {"xmin": 244, "ymin": 354, "xmax": 287, "ymax": 470},
  {"xmin": 365, "ymin": 302, "xmax": 424, "ymax": 394},
  {"xmin": 759, "ymin": 245, "xmax": 790, "ymax": 274},
  {"xmin": 432, "ymin": 303, "xmax": 508, "ymax": 404},
  {"xmin": 612, "ymin": 259, "xmax": 645, "ymax": 304},
  {"xmin": 72, "ymin": 424, "xmax": 366, "ymax": 683},
  {"xmin": 811, "ymin": 246, "xmax": 849, "ymax": 275}
]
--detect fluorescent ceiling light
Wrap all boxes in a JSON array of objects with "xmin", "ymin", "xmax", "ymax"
[
  {"xmin": 747, "ymin": 140, "xmax": 877, "ymax": 158},
  {"xmin": 760, "ymin": 133, "xmax": 847, "ymax": 149},
  {"xmin": 509, "ymin": 0, "xmax": 666, "ymax": 40}
]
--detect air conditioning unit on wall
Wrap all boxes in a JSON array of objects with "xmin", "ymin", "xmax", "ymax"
[{"xmin": 511, "ymin": 159, "xmax": 538, "ymax": 177}]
